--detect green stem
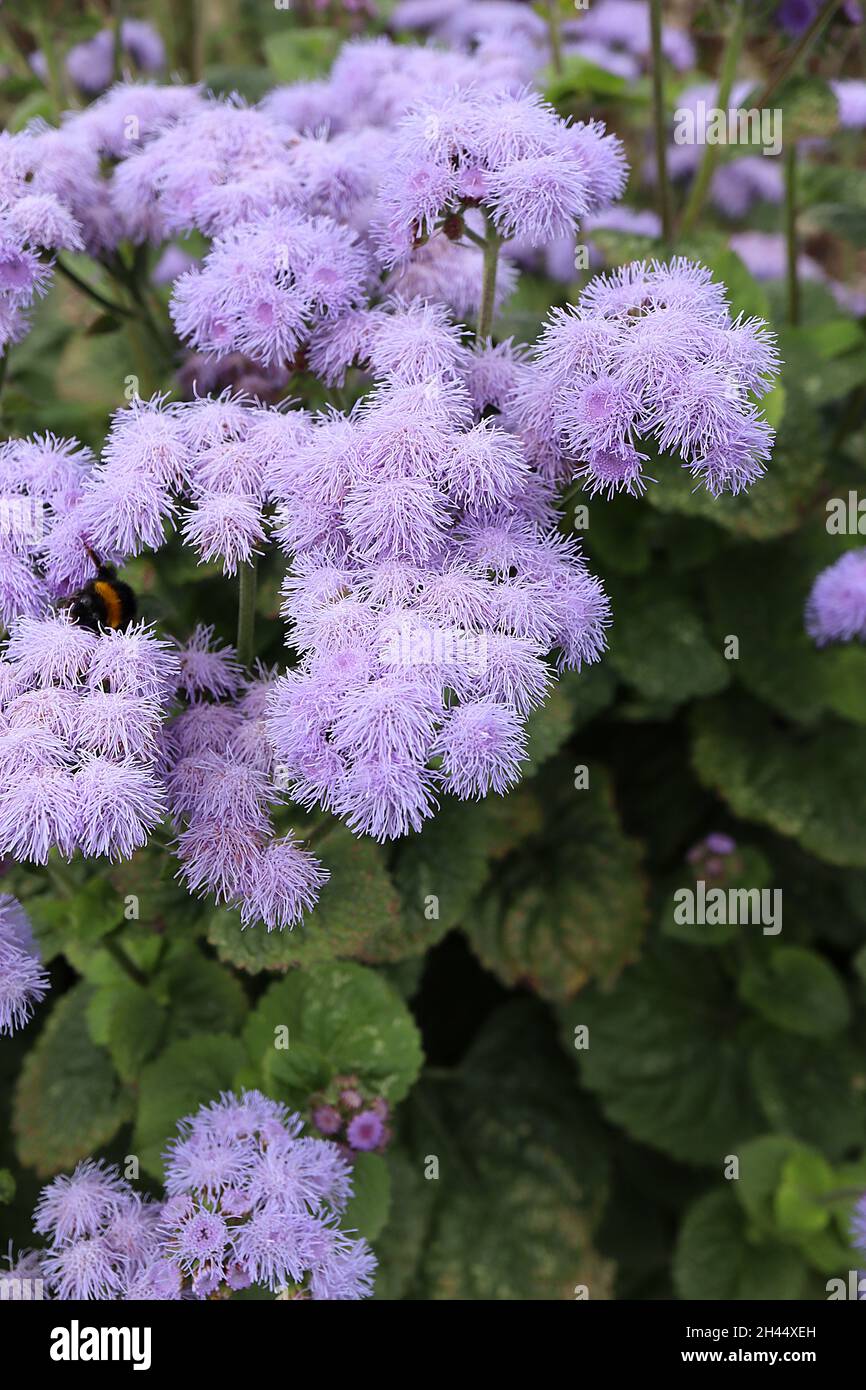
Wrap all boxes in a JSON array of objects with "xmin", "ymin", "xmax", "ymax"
[
  {"xmin": 55, "ymin": 257, "xmax": 135, "ymax": 320},
  {"xmin": 236, "ymin": 556, "xmax": 259, "ymax": 669},
  {"xmin": 174, "ymin": 0, "xmax": 202, "ymax": 81},
  {"xmin": 102, "ymin": 933, "xmax": 149, "ymax": 989},
  {"xmin": 784, "ymin": 140, "xmax": 800, "ymax": 327},
  {"xmin": 679, "ymin": 0, "xmax": 746, "ymax": 238},
  {"xmin": 305, "ymin": 812, "xmax": 340, "ymax": 850},
  {"xmin": 111, "ymin": 0, "xmax": 126, "ymax": 83},
  {"xmin": 752, "ymin": 0, "xmax": 845, "ymax": 108},
  {"xmin": 31, "ymin": 15, "xmax": 67, "ymax": 113},
  {"xmin": 477, "ymin": 221, "xmax": 502, "ymax": 342},
  {"xmin": 547, "ymin": 0, "xmax": 564, "ymax": 75},
  {"xmin": 461, "ymin": 224, "xmax": 487, "ymax": 251},
  {"xmin": 649, "ymin": 0, "xmax": 673, "ymax": 249}
]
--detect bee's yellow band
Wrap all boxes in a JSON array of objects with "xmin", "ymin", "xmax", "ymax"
[{"xmin": 93, "ymin": 580, "xmax": 123, "ymax": 630}]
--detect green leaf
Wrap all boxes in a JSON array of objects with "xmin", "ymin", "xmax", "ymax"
[
  {"xmin": 774, "ymin": 1151, "xmax": 834, "ymax": 1237},
  {"xmin": 392, "ymin": 797, "xmax": 500, "ymax": 948},
  {"xmin": 0, "ymin": 1169, "xmax": 16, "ymax": 1204},
  {"xmin": 208, "ymin": 827, "xmax": 404, "ymax": 969},
  {"xmin": 13, "ymin": 985, "xmax": 133, "ymax": 1177},
  {"xmin": 133, "ymin": 1035, "xmax": 247, "ymax": 1179},
  {"xmin": 544, "ymin": 55, "xmax": 650, "ymax": 105},
  {"xmin": 563, "ymin": 943, "xmax": 763, "ymax": 1164},
  {"xmin": 370, "ymin": 1151, "xmax": 435, "ymax": 1301},
  {"xmin": 738, "ymin": 946, "xmax": 850, "ymax": 1038},
  {"xmin": 691, "ymin": 695, "xmax": 866, "ymax": 868},
  {"xmin": 674, "ymin": 1190, "xmax": 809, "ymax": 1300},
  {"xmin": 749, "ymin": 1031, "xmax": 865, "ymax": 1160},
  {"xmin": 243, "ymin": 962, "xmax": 423, "ymax": 1110},
  {"xmin": 735, "ymin": 1135, "xmax": 807, "ymax": 1234},
  {"xmin": 343, "ymin": 1152, "xmax": 391, "ymax": 1242},
  {"xmin": 406, "ymin": 1002, "xmax": 613, "ymax": 1300},
  {"xmin": 86, "ymin": 981, "xmax": 166, "ymax": 1084},
  {"xmin": 607, "ymin": 578, "xmax": 729, "ymax": 703},
  {"xmin": 467, "ymin": 766, "xmax": 646, "ymax": 1002},
  {"xmin": 263, "ymin": 29, "xmax": 340, "ymax": 82},
  {"xmin": 156, "ymin": 946, "xmax": 248, "ymax": 1042}
]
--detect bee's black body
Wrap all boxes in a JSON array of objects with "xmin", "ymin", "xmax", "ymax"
[{"xmin": 68, "ymin": 557, "xmax": 137, "ymax": 633}]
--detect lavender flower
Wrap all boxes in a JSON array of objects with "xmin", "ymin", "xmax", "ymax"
[
  {"xmin": 346, "ymin": 1110, "xmax": 385, "ymax": 1151},
  {"xmin": 0, "ymin": 616, "xmax": 177, "ymax": 863},
  {"xmin": 161, "ymin": 1090, "xmax": 376, "ymax": 1298},
  {"xmin": 805, "ymin": 550, "xmax": 866, "ymax": 646},
  {"xmin": 510, "ymin": 258, "xmax": 780, "ymax": 496},
  {"xmin": 374, "ymin": 86, "xmax": 626, "ymax": 264},
  {"xmin": 266, "ymin": 363, "xmax": 609, "ymax": 838},
  {"xmin": 171, "ymin": 212, "xmax": 370, "ymax": 367},
  {"xmin": 0, "ymin": 894, "xmax": 49, "ymax": 1035}
]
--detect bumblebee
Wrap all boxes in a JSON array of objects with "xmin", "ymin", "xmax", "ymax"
[{"xmin": 68, "ymin": 546, "xmax": 137, "ymax": 632}]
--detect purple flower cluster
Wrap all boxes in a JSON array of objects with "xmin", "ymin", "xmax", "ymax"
[
  {"xmin": 170, "ymin": 211, "xmax": 371, "ymax": 367},
  {"xmin": 0, "ymin": 432, "xmax": 100, "ymax": 628},
  {"xmin": 375, "ymin": 86, "xmax": 627, "ymax": 263},
  {"xmin": 0, "ymin": 614, "xmax": 176, "ymax": 863},
  {"xmin": 0, "ymin": 894, "xmax": 49, "ymax": 1035},
  {"xmin": 510, "ymin": 258, "xmax": 780, "ymax": 497},
  {"xmin": 312, "ymin": 1076, "xmax": 392, "ymax": 1154},
  {"xmin": 165, "ymin": 628, "xmax": 329, "ymax": 929},
  {"xmin": 686, "ymin": 832, "xmax": 738, "ymax": 881},
  {"xmin": 565, "ymin": 0, "xmax": 695, "ymax": 72},
  {"xmin": 0, "ymin": 135, "xmax": 83, "ymax": 351},
  {"xmin": 77, "ymin": 392, "xmax": 265, "ymax": 577},
  {"xmin": 32, "ymin": 20, "xmax": 165, "ymax": 98},
  {"xmin": 26, "ymin": 1091, "xmax": 375, "ymax": 1300},
  {"xmin": 805, "ymin": 550, "xmax": 866, "ymax": 647},
  {"xmin": 160, "ymin": 1090, "xmax": 376, "ymax": 1298},
  {"xmin": 266, "ymin": 367, "xmax": 609, "ymax": 839},
  {"xmin": 33, "ymin": 1159, "xmax": 171, "ymax": 1301},
  {"xmin": 853, "ymin": 1193, "xmax": 866, "ymax": 1255},
  {"xmin": 111, "ymin": 99, "xmax": 300, "ymax": 243}
]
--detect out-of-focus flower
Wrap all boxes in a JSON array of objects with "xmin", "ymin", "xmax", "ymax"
[
  {"xmin": 805, "ymin": 550, "xmax": 866, "ymax": 646},
  {"xmin": 0, "ymin": 894, "xmax": 49, "ymax": 1035}
]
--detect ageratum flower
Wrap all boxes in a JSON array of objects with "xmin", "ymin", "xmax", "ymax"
[
  {"xmin": 0, "ymin": 614, "xmax": 177, "ymax": 863},
  {"xmin": 161, "ymin": 1090, "xmax": 376, "ymax": 1298},
  {"xmin": 805, "ymin": 550, "xmax": 866, "ymax": 646},
  {"xmin": 164, "ymin": 635, "xmax": 329, "ymax": 929},
  {"xmin": 60, "ymin": 20, "xmax": 165, "ymax": 97},
  {"xmin": 374, "ymin": 86, "xmax": 627, "ymax": 264},
  {"xmin": 266, "ymin": 369, "xmax": 609, "ymax": 838},
  {"xmin": 170, "ymin": 210, "xmax": 370, "ymax": 367},
  {"xmin": 510, "ymin": 258, "xmax": 780, "ymax": 497},
  {"xmin": 110, "ymin": 97, "xmax": 301, "ymax": 243},
  {"xmin": 0, "ymin": 894, "xmax": 49, "ymax": 1035},
  {"xmin": 32, "ymin": 1160, "xmax": 164, "ymax": 1300}
]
